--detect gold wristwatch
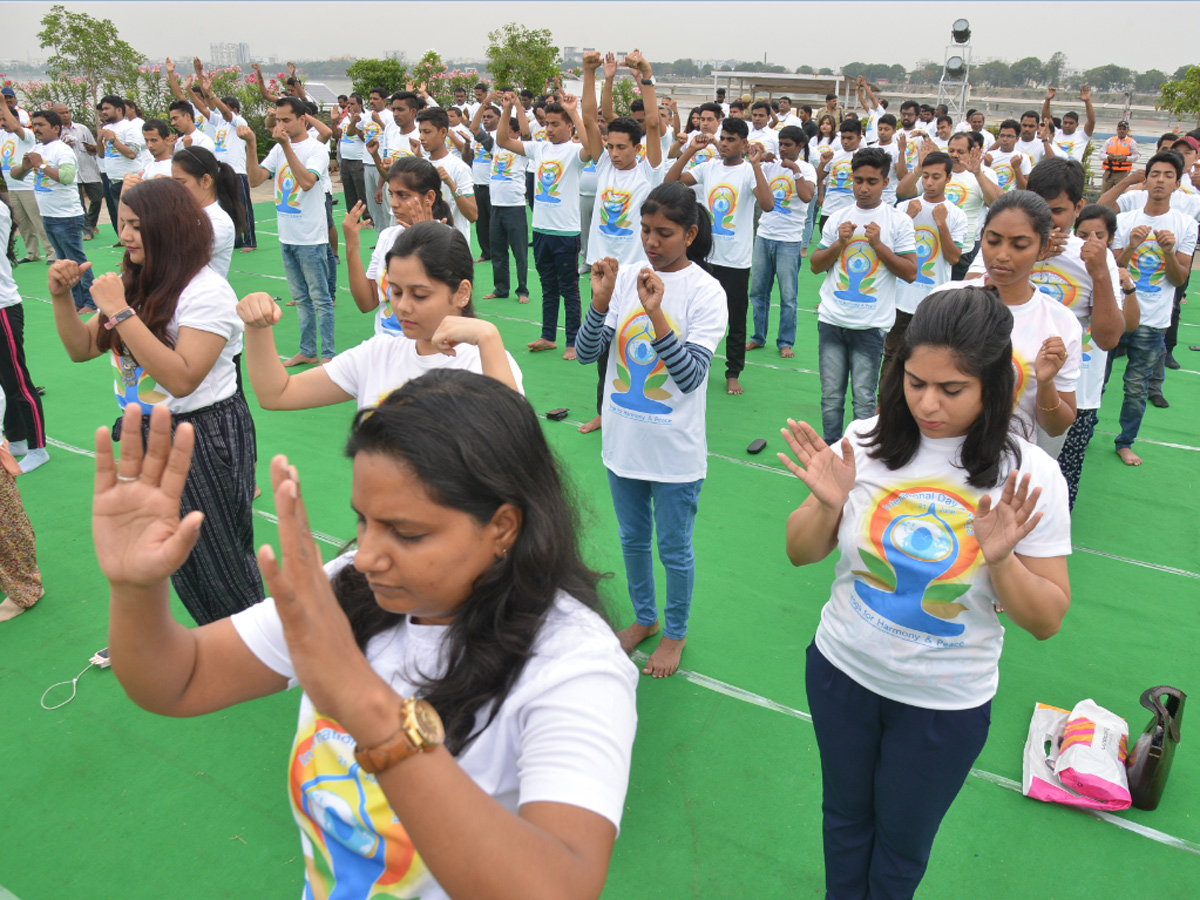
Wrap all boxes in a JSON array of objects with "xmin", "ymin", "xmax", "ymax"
[{"xmin": 354, "ymin": 697, "xmax": 445, "ymax": 774}]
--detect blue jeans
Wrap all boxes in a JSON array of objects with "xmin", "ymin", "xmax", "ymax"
[
  {"xmin": 806, "ymin": 644, "xmax": 990, "ymax": 900},
  {"xmin": 818, "ymin": 321, "xmax": 886, "ymax": 443},
  {"xmin": 323, "ymin": 192, "xmax": 338, "ymax": 300},
  {"xmin": 532, "ymin": 231, "xmax": 581, "ymax": 345},
  {"xmin": 280, "ymin": 242, "xmax": 334, "ymax": 359},
  {"xmin": 802, "ymin": 196, "xmax": 818, "ymax": 249},
  {"xmin": 1114, "ymin": 324, "xmax": 1165, "ymax": 450},
  {"xmin": 606, "ymin": 470, "xmax": 703, "ymax": 641},
  {"xmin": 749, "ymin": 236, "xmax": 801, "ymax": 349},
  {"xmin": 43, "ymin": 214, "xmax": 94, "ymax": 308}
]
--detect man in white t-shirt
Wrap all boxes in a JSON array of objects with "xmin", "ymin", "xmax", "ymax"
[
  {"xmin": 774, "ymin": 96, "xmax": 803, "ymax": 131},
  {"xmin": 497, "ymin": 89, "xmax": 589, "ymax": 359},
  {"xmin": 243, "ymin": 97, "xmax": 334, "ymax": 364},
  {"xmin": 985, "ymin": 119, "xmax": 1031, "ymax": 193},
  {"xmin": 368, "ymin": 91, "xmax": 423, "ymax": 230},
  {"xmin": 1041, "ymin": 86, "xmax": 1095, "ymax": 163},
  {"xmin": 199, "ymin": 82, "xmax": 255, "ymax": 251},
  {"xmin": 134, "ymin": 119, "xmax": 176, "ymax": 182},
  {"xmin": 747, "ymin": 101, "xmax": 780, "ymax": 158},
  {"xmin": 667, "ymin": 115, "xmax": 775, "ymax": 395},
  {"xmin": 810, "ymin": 146, "xmax": 917, "ymax": 442},
  {"xmin": 97, "ymin": 94, "xmax": 144, "ymax": 245},
  {"xmin": 0, "ymin": 94, "xmax": 54, "ymax": 262},
  {"xmin": 15, "ymin": 109, "xmax": 91, "ymax": 306},
  {"xmin": 483, "ymin": 97, "xmax": 530, "ymax": 302},
  {"xmin": 1109, "ymin": 152, "xmax": 1197, "ymax": 465},
  {"xmin": 1013, "ymin": 110, "xmax": 1046, "ymax": 166},
  {"xmin": 468, "ymin": 100, "xmax": 500, "ymax": 264},
  {"xmin": 885, "ymin": 149, "xmax": 967, "ymax": 372},
  {"xmin": 815, "ymin": 119, "xmax": 863, "ymax": 233},
  {"xmin": 855, "ymin": 77, "xmax": 886, "ymax": 146},
  {"xmin": 53, "ymin": 103, "xmax": 102, "ymax": 240},
  {"xmin": 360, "ymin": 88, "xmax": 392, "ymax": 237},
  {"xmin": 667, "ymin": 102, "xmax": 723, "ymax": 201},
  {"xmin": 748, "ymin": 125, "xmax": 816, "ymax": 359},
  {"xmin": 899, "ymin": 132, "xmax": 1000, "ymax": 280},
  {"xmin": 416, "ymin": 107, "xmax": 477, "ymax": 247}
]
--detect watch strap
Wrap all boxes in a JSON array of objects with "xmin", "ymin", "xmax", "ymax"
[
  {"xmin": 355, "ymin": 723, "xmax": 421, "ymax": 774},
  {"xmin": 104, "ymin": 307, "xmax": 137, "ymax": 330}
]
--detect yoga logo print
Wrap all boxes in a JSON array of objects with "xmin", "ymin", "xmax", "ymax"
[
  {"xmin": 1031, "ymin": 262, "xmax": 1083, "ymax": 308},
  {"xmin": 275, "ymin": 165, "xmax": 302, "ymax": 215},
  {"xmin": 833, "ymin": 237, "xmax": 880, "ymax": 304},
  {"xmin": 913, "ymin": 225, "xmax": 941, "ymax": 284},
  {"xmin": 768, "ymin": 175, "xmax": 794, "ymax": 213},
  {"xmin": 708, "ymin": 185, "xmax": 737, "ymax": 236},
  {"xmin": 598, "ymin": 187, "xmax": 634, "ymax": 236},
  {"xmin": 610, "ymin": 309, "xmax": 676, "ymax": 416},
  {"xmin": 535, "ymin": 159, "xmax": 564, "ymax": 203}
]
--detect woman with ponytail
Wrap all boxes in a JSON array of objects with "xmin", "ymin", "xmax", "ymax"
[
  {"xmin": 172, "ymin": 145, "xmax": 247, "ymax": 278},
  {"xmin": 575, "ymin": 181, "xmax": 727, "ymax": 677}
]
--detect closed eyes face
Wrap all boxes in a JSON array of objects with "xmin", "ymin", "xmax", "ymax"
[{"xmin": 904, "ymin": 345, "xmax": 984, "ymax": 438}]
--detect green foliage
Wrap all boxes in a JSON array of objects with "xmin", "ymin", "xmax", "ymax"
[
  {"xmin": 485, "ymin": 23, "xmax": 562, "ymax": 93},
  {"xmin": 1136, "ymin": 69, "xmax": 1169, "ymax": 94},
  {"xmin": 1044, "ymin": 52, "xmax": 1068, "ymax": 88},
  {"xmin": 818, "ymin": 67, "xmax": 834, "ymax": 77},
  {"xmin": 1159, "ymin": 66, "xmax": 1200, "ymax": 125},
  {"xmin": 36, "ymin": 4, "xmax": 145, "ymax": 118},
  {"xmin": 1083, "ymin": 64, "xmax": 1135, "ymax": 92},
  {"xmin": 611, "ymin": 78, "xmax": 640, "ymax": 117},
  {"xmin": 346, "ymin": 57, "xmax": 408, "ymax": 98},
  {"xmin": 843, "ymin": 61, "xmax": 907, "ymax": 84}
]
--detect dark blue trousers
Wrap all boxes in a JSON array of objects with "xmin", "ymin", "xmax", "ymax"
[
  {"xmin": 806, "ymin": 643, "xmax": 991, "ymax": 900},
  {"xmin": 532, "ymin": 230, "xmax": 581, "ymax": 346}
]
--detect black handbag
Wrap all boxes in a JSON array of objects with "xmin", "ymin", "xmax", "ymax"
[{"xmin": 1126, "ymin": 686, "xmax": 1186, "ymax": 811}]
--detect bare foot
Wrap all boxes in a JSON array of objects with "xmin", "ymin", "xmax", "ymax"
[
  {"xmin": 528, "ymin": 338, "xmax": 558, "ymax": 352},
  {"xmin": 617, "ymin": 621, "xmax": 660, "ymax": 654},
  {"xmin": 727, "ymin": 377, "xmax": 744, "ymax": 395},
  {"xmin": 562, "ymin": 347, "xmax": 577, "ymax": 361},
  {"xmin": 517, "ymin": 293, "xmax": 530, "ymax": 304},
  {"xmin": 482, "ymin": 292, "xmax": 505, "ymax": 300},
  {"xmin": 282, "ymin": 354, "xmax": 319, "ymax": 367},
  {"xmin": 285, "ymin": 299, "xmax": 297, "ymax": 306},
  {"xmin": 801, "ymin": 247, "xmax": 808, "ymax": 259},
  {"xmin": 239, "ymin": 247, "xmax": 257, "ymax": 254},
  {"xmin": 746, "ymin": 341, "xmax": 763, "ymax": 352},
  {"xmin": 1117, "ymin": 447, "xmax": 1143, "ymax": 466},
  {"xmin": 578, "ymin": 415, "xmax": 602, "ymax": 434},
  {"xmin": 780, "ymin": 346, "xmax": 795, "ymax": 359},
  {"xmin": 643, "ymin": 636, "xmax": 687, "ymax": 678},
  {"xmin": 254, "ymin": 485, "xmax": 262, "ymax": 499},
  {"xmin": 0, "ymin": 597, "xmax": 30, "ymax": 622}
]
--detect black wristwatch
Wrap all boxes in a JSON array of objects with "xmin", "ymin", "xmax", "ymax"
[{"xmin": 641, "ymin": 77, "xmax": 655, "ymax": 86}]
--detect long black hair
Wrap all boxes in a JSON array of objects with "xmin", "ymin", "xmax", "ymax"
[
  {"xmin": 387, "ymin": 155, "xmax": 452, "ymax": 223},
  {"xmin": 384, "ymin": 220, "xmax": 476, "ymax": 317},
  {"xmin": 331, "ymin": 369, "xmax": 608, "ymax": 755},
  {"xmin": 640, "ymin": 181, "xmax": 713, "ymax": 271},
  {"xmin": 864, "ymin": 287, "xmax": 1021, "ymax": 488},
  {"xmin": 172, "ymin": 145, "xmax": 247, "ymax": 233}
]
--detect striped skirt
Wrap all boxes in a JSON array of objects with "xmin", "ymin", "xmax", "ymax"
[{"xmin": 114, "ymin": 393, "xmax": 264, "ymax": 624}]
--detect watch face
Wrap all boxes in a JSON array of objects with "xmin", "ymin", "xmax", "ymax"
[{"xmin": 412, "ymin": 700, "xmax": 445, "ymax": 745}]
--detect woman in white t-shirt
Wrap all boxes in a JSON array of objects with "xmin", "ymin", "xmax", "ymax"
[
  {"xmin": 808, "ymin": 114, "xmax": 840, "ymax": 254},
  {"xmin": 575, "ymin": 182, "xmax": 729, "ymax": 678},
  {"xmin": 781, "ymin": 287, "xmax": 1071, "ymax": 900},
  {"xmin": 91, "ymin": 369, "xmax": 637, "ymax": 900},
  {"xmin": 238, "ymin": 220, "xmax": 522, "ymax": 413},
  {"xmin": 48, "ymin": 178, "xmax": 261, "ymax": 625},
  {"xmin": 171, "ymin": 145, "xmax": 245, "ymax": 279}
]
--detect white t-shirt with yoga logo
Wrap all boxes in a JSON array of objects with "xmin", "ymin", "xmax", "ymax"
[
  {"xmin": 261, "ymin": 138, "xmax": 330, "ymax": 246},
  {"xmin": 523, "ymin": 139, "xmax": 585, "ymax": 234},
  {"xmin": 585, "ymin": 151, "xmax": 663, "ymax": 267},
  {"xmin": 817, "ymin": 203, "xmax": 917, "ymax": 330},
  {"xmin": 756, "ymin": 159, "xmax": 818, "ymax": 243},
  {"xmin": 688, "ymin": 159, "xmax": 761, "ymax": 268},
  {"xmin": 896, "ymin": 197, "xmax": 969, "ymax": 315},
  {"xmin": 1114, "ymin": 208, "xmax": 1197, "ymax": 329},
  {"xmin": 814, "ymin": 417, "xmax": 1071, "ymax": 710}
]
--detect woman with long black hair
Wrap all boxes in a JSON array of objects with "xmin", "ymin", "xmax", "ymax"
[
  {"xmin": 49, "ymin": 177, "xmax": 261, "ymax": 624},
  {"xmin": 172, "ymin": 145, "xmax": 246, "ymax": 278}
]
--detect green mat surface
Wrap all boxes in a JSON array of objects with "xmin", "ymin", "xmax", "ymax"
[{"xmin": 1, "ymin": 200, "xmax": 1197, "ymax": 897}]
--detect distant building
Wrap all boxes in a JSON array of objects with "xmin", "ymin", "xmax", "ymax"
[{"xmin": 210, "ymin": 42, "xmax": 251, "ymax": 68}]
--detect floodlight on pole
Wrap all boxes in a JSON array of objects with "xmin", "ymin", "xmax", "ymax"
[
  {"xmin": 951, "ymin": 19, "xmax": 971, "ymax": 43},
  {"xmin": 936, "ymin": 19, "xmax": 972, "ymax": 124},
  {"xmin": 945, "ymin": 56, "xmax": 966, "ymax": 80}
]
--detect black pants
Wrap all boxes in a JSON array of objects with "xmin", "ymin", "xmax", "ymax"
[
  {"xmin": 80, "ymin": 181, "xmax": 104, "ymax": 233},
  {"xmin": 473, "ymin": 183, "xmax": 492, "ymax": 260},
  {"xmin": 0, "ymin": 305, "xmax": 46, "ymax": 450},
  {"xmin": 525, "ymin": 171, "xmax": 535, "ymax": 210},
  {"xmin": 532, "ymin": 231, "xmax": 581, "ymax": 345},
  {"xmin": 951, "ymin": 240, "xmax": 981, "ymax": 281},
  {"xmin": 489, "ymin": 204, "xmax": 528, "ymax": 296},
  {"xmin": 100, "ymin": 173, "xmax": 122, "ymax": 238},
  {"xmin": 710, "ymin": 264, "xmax": 751, "ymax": 381},
  {"xmin": 233, "ymin": 172, "xmax": 257, "ymax": 249},
  {"xmin": 339, "ymin": 159, "xmax": 368, "ymax": 223},
  {"xmin": 112, "ymin": 394, "xmax": 264, "ymax": 625}
]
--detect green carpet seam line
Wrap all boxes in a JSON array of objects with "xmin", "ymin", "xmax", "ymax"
[{"xmin": 628, "ymin": 651, "xmax": 1200, "ymax": 857}]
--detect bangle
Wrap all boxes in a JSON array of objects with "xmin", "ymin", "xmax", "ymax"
[
  {"xmin": 104, "ymin": 307, "xmax": 137, "ymax": 330},
  {"xmin": 1037, "ymin": 395, "xmax": 1062, "ymax": 413},
  {"xmin": 1122, "ymin": 286, "xmax": 1137, "ymax": 295}
]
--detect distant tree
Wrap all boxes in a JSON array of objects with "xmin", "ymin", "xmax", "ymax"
[
  {"xmin": 1134, "ymin": 69, "xmax": 1168, "ymax": 94},
  {"xmin": 1174, "ymin": 65, "xmax": 1194, "ymax": 81},
  {"xmin": 1045, "ymin": 51, "xmax": 1068, "ymax": 87},
  {"xmin": 1009, "ymin": 56, "xmax": 1044, "ymax": 87},
  {"xmin": 672, "ymin": 58, "xmax": 700, "ymax": 78},
  {"xmin": 796, "ymin": 65, "xmax": 815, "ymax": 75},
  {"xmin": 36, "ymin": 4, "xmax": 145, "ymax": 113},
  {"xmin": 485, "ymin": 23, "xmax": 562, "ymax": 92},
  {"xmin": 345, "ymin": 57, "xmax": 408, "ymax": 97},
  {"xmin": 818, "ymin": 67, "xmax": 834, "ymax": 76},
  {"xmin": 1083, "ymin": 64, "xmax": 1134, "ymax": 92},
  {"xmin": 1159, "ymin": 65, "xmax": 1200, "ymax": 127},
  {"xmin": 908, "ymin": 65, "xmax": 939, "ymax": 86},
  {"xmin": 974, "ymin": 60, "xmax": 1011, "ymax": 88}
]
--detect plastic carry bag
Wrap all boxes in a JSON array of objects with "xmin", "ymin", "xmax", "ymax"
[{"xmin": 1022, "ymin": 700, "xmax": 1131, "ymax": 811}]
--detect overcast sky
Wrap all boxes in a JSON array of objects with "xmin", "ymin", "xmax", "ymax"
[{"xmin": 3, "ymin": 2, "xmax": 1197, "ymax": 75}]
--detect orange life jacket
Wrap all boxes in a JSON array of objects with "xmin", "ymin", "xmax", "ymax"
[{"xmin": 1104, "ymin": 136, "xmax": 1136, "ymax": 171}]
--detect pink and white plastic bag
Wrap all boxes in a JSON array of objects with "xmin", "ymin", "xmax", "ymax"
[{"xmin": 1022, "ymin": 700, "xmax": 1131, "ymax": 811}]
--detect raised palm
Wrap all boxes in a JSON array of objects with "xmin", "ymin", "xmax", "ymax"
[
  {"xmin": 778, "ymin": 419, "xmax": 856, "ymax": 510},
  {"xmin": 93, "ymin": 406, "xmax": 203, "ymax": 590},
  {"xmin": 974, "ymin": 471, "xmax": 1043, "ymax": 564}
]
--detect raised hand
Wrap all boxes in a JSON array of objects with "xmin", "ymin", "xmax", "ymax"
[
  {"xmin": 1034, "ymin": 336, "xmax": 1067, "ymax": 384},
  {"xmin": 341, "ymin": 201, "xmax": 368, "ymax": 240},
  {"xmin": 165, "ymin": 56, "xmax": 176, "ymax": 75},
  {"xmin": 748, "ymin": 142, "xmax": 764, "ymax": 165},
  {"xmin": 1128, "ymin": 223, "xmax": 1152, "ymax": 249},
  {"xmin": 837, "ymin": 221, "xmax": 857, "ymax": 244},
  {"xmin": 48, "ymin": 259, "xmax": 94, "ymax": 297},
  {"xmin": 1045, "ymin": 86, "xmax": 1057, "ymax": 101},
  {"xmin": 582, "ymin": 50, "xmax": 602, "ymax": 71},
  {"xmin": 93, "ymin": 405, "xmax": 204, "ymax": 590},
  {"xmin": 603, "ymin": 52, "xmax": 619, "ymax": 81},
  {"xmin": 192, "ymin": 56, "xmax": 203, "ymax": 75},
  {"xmin": 236, "ymin": 291, "xmax": 283, "ymax": 328},
  {"xmin": 863, "ymin": 220, "xmax": 882, "ymax": 248},
  {"xmin": 974, "ymin": 470, "xmax": 1043, "ymax": 566},
  {"xmin": 906, "ymin": 198, "xmax": 922, "ymax": 218},
  {"xmin": 1044, "ymin": 227, "xmax": 1069, "ymax": 259},
  {"xmin": 561, "ymin": 93, "xmax": 579, "ymax": 114},
  {"xmin": 90, "ymin": 272, "xmax": 128, "ymax": 318},
  {"xmin": 778, "ymin": 418, "xmax": 856, "ymax": 511},
  {"xmin": 1079, "ymin": 232, "xmax": 1109, "ymax": 275},
  {"xmin": 429, "ymin": 317, "xmax": 501, "ymax": 356},
  {"xmin": 636, "ymin": 267, "xmax": 664, "ymax": 313},
  {"xmin": 931, "ymin": 202, "xmax": 948, "ymax": 225},
  {"xmin": 1155, "ymin": 229, "xmax": 1177, "ymax": 253},
  {"xmin": 590, "ymin": 257, "xmax": 620, "ymax": 311},
  {"xmin": 1079, "ymin": 85, "xmax": 1091, "ymax": 102},
  {"xmin": 236, "ymin": 124, "xmax": 256, "ymax": 142}
]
